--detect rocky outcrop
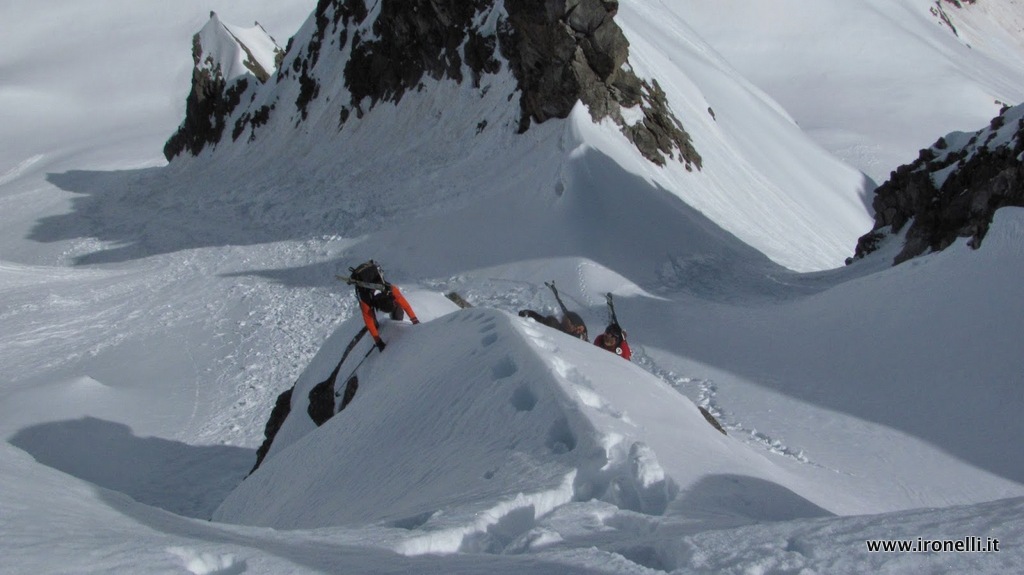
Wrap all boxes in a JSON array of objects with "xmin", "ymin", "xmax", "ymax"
[
  {"xmin": 250, "ymin": 388, "xmax": 292, "ymax": 474},
  {"xmin": 500, "ymin": 0, "xmax": 700, "ymax": 167},
  {"xmin": 849, "ymin": 104, "xmax": 1024, "ymax": 265},
  {"xmin": 931, "ymin": 0, "xmax": 977, "ymax": 39},
  {"xmin": 249, "ymin": 327, "xmax": 370, "ymax": 474},
  {"xmin": 169, "ymin": 1, "xmax": 701, "ymax": 169}
]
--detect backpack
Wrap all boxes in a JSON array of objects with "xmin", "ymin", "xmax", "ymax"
[
  {"xmin": 350, "ymin": 260, "xmax": 385, "ymax": 286},
  {"xmin": 561, "ymin": 311, "xmax": 589, "ymax": 341},
  {"xmin": 350, "ymin": 260, "xmax": 397, "ymax": 314}
]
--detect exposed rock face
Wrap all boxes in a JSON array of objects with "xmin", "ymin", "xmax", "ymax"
[
  {"xmin": 849, "ymin": 104, "xmax": 1024, "ymax": 265},
  {"xmin": 164, "ymin": 13, "xmax": 283, "ymax": 160},
  {"xmin": 250, "ymin": 388, "xmax": 292, "ymax": 474},
  {"xmin": 500, "ymin": 0, "xmax": 699, "ymax": 167},
  {"xmin": 249, "ymin": 327, "xmax": 370, "ymax": 474},
  {"xmin": 929, "ymin": 0, "xmax": 978, "ymax": 38},
  {"xmin": 169, "ymin": 1, "xmax": 701, "ymax": 169}
]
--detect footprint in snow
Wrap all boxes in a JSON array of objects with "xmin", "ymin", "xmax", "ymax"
[{"xmin": 166, "ymin": 547, "xmax": 246, "ymax": 575}]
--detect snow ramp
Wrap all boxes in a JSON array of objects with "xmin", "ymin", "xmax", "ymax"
[{"xmin": 215, "ymin": 304, "xmax": 821, "ymax": 554}]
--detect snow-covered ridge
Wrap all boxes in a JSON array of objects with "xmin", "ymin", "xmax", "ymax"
[
  {"xmin": 154, "ymin": 3, "xmax": 877, "ymax": 272},
  {"xmin": 168, "ymin": 0, "xmax": 701, "ymax": 168},
  {"xmin": 215, "ymin": 303, "xmax": 797, "ymax": 547}
]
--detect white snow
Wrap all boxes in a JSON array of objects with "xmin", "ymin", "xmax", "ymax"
[
  {"xmin": 670, "ymin": 0, "xmax": 1024, "ymax": 184},
  {"xmin": 2, "ymin": 1, "xmax": 1024, "ymax": 573}
]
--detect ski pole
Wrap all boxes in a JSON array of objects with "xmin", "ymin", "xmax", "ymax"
[{"xmin": 334, "ymin": 345, "xmax": 377, "ymax": 397}]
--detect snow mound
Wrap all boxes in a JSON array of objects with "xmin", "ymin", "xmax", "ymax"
[{"xmin": 214, "ymin": 304, "xmax": 806, "ymax": 554}]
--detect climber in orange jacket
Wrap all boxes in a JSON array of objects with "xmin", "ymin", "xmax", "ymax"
[{"xmin": 347, "ymin": 260, "xmax": 419, "ymax": 351}]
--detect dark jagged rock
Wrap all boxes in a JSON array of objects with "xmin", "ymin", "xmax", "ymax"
[
  {"xmin": 167, "ymin": 1, "xmax": 701, "ymax": 168},
  {"xmin": 930, "ymin": 0, "xmax": 977, "ymax": 38},
  {"xmin": 344, "ymin": 0, "xmax": 491, "ymax": 112},
  {"xmin": 163, "ymin": 67, "xmax": 250, "ymax": 161},
  {"xmin": 251, "ymin": 328, "xmax": 372, "ymax": 473},
  {"xmin": 307, "ymin": 378, "xmax": 336, "ymax": 426},
  {"xmin": 849, "ymin": 104, "xmax": 1024, "ymax": 266},
  {"xmin": 250, "ymin": 387, "xmax": 292, "ymax": 475},
  {"xmin": 232, "ymin": 104, "xmax": 274, "ymax": 143},
  {"xmin": 499, "ymin": 0, "xmax": 700, "ymax": 167}
]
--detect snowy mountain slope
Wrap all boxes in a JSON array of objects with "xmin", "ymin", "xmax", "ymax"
[
  {"xmin": 2, "ymin": 1, "xmax": 1024, "ymax": 574},
  {"xmin": 4, "ymin": 429, "xmax": 1020, "ymax": 574},
  {"xmin": 157, "ymin": 1, "xmax": 873, "ymax": 272},
  {"xmin": 671, "ymin": 0, "xmax": 1024, "ymax": 184},
  {"xmin": 631, "ymin": 208, "xmax": 1024, "ymax": 511}
]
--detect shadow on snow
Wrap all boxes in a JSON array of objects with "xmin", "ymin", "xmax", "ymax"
[{"xmin": 9, "ymin": 417, "xmax": 253, "ymax": 520}]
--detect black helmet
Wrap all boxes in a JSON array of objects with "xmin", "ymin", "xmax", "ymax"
[{"xmin": 605, "ymin": 323, "xmax": 623, "ymax": 339}]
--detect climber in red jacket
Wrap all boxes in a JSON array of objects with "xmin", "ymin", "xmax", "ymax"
[{"xmin": 594, "ymin": 323, "xmax": 631, "ymax": 360}]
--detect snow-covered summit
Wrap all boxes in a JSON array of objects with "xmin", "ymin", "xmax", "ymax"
[
  {"xmin": 196, "ymin": 11, "xmax": 281, "ymax": 84},
  {"xmin": 163, "ymin": 12, "xmax": 283, "ymax": 159}
]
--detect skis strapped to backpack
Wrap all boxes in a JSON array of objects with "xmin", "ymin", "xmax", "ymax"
[
  {"xmin": 605, "ymin": 292, "xmax": 627, "ymax": 343},
  {"xmin": 544, "ymin": 281, "xmax": 588, "ymax": 340},
  {"xmin": 545, "ymin": 281, "xmax": 572, "ymax": 316},
  {"xmin": 336, "ymin": 274, "xmax": 387, "ymax": 291},
  {"xmin": 605, "ymin": 292, "xmax": 620, "ymax": 326},
  {"xmin": 340, "ymin": 260, "xmax": 390, "ymax": 291},
  {"xmin": 445, "ymin": 291, "xmax": 473, "ymax": 308}
]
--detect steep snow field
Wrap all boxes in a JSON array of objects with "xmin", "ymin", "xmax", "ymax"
[
  {"xmin": 670, "ymin": 0, "xmax": 1024, "ymax": 184},
  {"xmin": 2, "ymin": 1, "xmax": 1024, "ymax": 573}
]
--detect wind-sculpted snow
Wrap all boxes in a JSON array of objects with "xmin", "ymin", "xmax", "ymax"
[{"xmin": 215, "ymin": 303, "xmax": 810, "ymax": 552}]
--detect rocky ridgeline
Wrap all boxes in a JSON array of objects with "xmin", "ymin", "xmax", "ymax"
[
  {"xmin": 165, "ymin": 0, "xmax": 701, "ymax": 169},
  {"xmin": 849, "ymin": 103, "xmax": 1024, "ymax": 265}
]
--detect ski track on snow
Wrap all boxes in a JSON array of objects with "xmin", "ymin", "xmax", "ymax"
[
  {"xmin": 630, "ymin": 346, "xmax": 842, "ymax": 473},
  {"xmin": 428, "ymin": 275, "xmax": 835, "ymax": 472}
]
